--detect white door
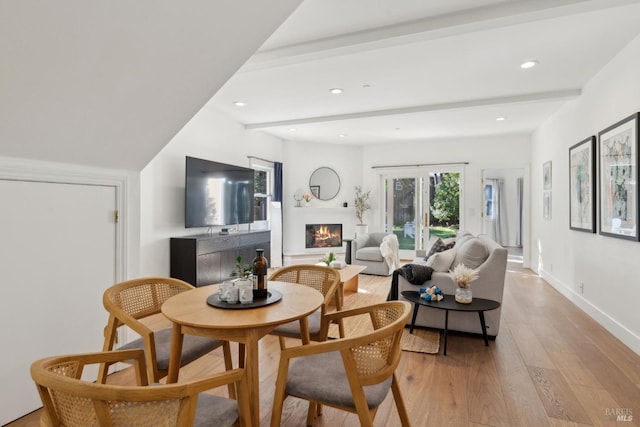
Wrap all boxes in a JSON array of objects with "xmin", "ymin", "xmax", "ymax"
[
  {"xmin": 0, "ymin": 179, "xmax": 117, "ymax": 424},
  {"xmin": 382, "ymin": 166, "xmax": 463, "ymax": 260}
]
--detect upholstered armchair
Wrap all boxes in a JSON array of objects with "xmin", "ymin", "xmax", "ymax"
[{"xmin": 350, "ymin": 232, "xmax": 400, "ymax": 276}]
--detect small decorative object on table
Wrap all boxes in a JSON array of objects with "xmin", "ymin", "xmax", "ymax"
[
  {"xmin": 252, "ymin": 249, "xmax": 268, "ymax": 299},
  {"xmin": 419, "ymin": 285, "xmax": 444, "ymax": 301},
  {"xmin": 451, "ymin": 263, "xmax": 478, "ymax": 304},
  {"xmin": 320, "ymin": 251, "xmax": 336, "ymax": 266}
]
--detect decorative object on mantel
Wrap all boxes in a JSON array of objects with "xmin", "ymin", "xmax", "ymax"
[
  {"xmin": 302, "ymin": 193, "xmax": 313, "ymax": 206},
  {"xmin": 293, "ymin": 189, "xmax": 304, "ymax": 207},
  {"xmin": 419, "ymin": 285, "xmax": 443, "ymax": 301},
  {"xmin": 451, "ymin": 263, "xmax": 478, "ymax": 304},
  {"xmin": 354, "ymin": 185, "xmax": 371, "ymax": 236}
]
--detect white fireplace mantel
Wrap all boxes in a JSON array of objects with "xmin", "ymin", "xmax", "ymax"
[{"xmin": 283, "ymin": 206, "xmax": 356, "ymax": 260}]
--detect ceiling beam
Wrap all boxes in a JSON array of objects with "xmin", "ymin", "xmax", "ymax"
[
  {"xmin": 244, "ymin": 89, "xmax": 581, "ymax": 130},
  {"xmin": 242, "ymin": 0, "xmax": 640, "ymax": 72}
]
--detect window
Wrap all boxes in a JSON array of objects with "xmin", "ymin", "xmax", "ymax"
[
  {"xmin": 250, "ymin": 160, "xmax": 272, "ymax": 227},
  {"xmin": 254, "ymin": 169, "xmax": 269, "ymax": 222},
  {"xmin": 484, "ymin": 183, "xmax": 494, "ymax": 220}
]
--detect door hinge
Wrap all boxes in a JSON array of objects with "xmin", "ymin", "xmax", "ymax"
[{"xmin": 114, "ymin": 210, "xmax": 119, "ymax": 223}]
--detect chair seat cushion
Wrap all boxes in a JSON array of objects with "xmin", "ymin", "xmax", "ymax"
[
  {"xmin": 194, "ymin": 393, "xmax": 238, "ymax": 427},
  {"xmin": 271, "ymin": 309, "xmax": 321, "ymax": 337},
  {"xmin": 286, "ymin": 351, "xmax": 392, "ymax": 409},
  {"xmin": 119, "ymin": 328, "xmax": 223, "ymax": 371},
  {"xmin": 356, "ymin": 246, "xmax": 384, "ymax": 262}
]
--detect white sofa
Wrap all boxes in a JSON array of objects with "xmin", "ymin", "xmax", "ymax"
[{"xmin": 395, "ymin": 233, "xmax": 507, "ymax": 337}]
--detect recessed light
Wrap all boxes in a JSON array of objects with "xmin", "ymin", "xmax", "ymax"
[
  {"xmin": 233, "ymin": 101, "xmax": 246, "ymax": 107},
  {"xmin": 520, "ymin": 60, "xmax": 539, "ymax": 69},
  {"xmin": 362, "ymin": 84, "xmax": 371, "ymax": 88},
  {"xmin": 496, "ymin": 117, "xmax": 506, "ymax": 121},
  {"xmin": 339, "ymin": 134, "xmax": 347, "ymax": 138},
  {"xmin": 329, "ymin": 88, "xmax": 344, "ymax": 94},
  {"xmin": 289, "ymin": 128, "xmax": 297, "ymax": 132}
]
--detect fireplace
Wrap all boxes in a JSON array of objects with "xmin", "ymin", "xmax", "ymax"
[{"xmin": 305, "ymin": 224, "xmax": 343, "ymax": 248}]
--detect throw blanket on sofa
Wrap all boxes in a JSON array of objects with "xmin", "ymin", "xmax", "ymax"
[
  {"xmin": 386, "ymin": 263, "xmax": 434, "ymax": 301},
  {"xmin": 380, "ymin": 234, "xmax": 401, "ymax": 274}
]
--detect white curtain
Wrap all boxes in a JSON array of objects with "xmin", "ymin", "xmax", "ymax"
[
  {"xmin": 516, "ymin": 177, "xmax": 523, "ymax": 247},
  {"xmin": 489, "ymin": 179, "xmax": 508, "ymax": 246}
]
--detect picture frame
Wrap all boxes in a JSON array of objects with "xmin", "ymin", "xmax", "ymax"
[
  {"xmin": 598, "ymin": 112, "xmax": 639, "ymax": 241},
  {"xmin": 569, "ymin": 136, "xmax": 596, "ymax": 232},
  {"xmin": 543, "ymin": 191, "xmax": 552, "ymax": 220},
  {"xmin": 310, "ymin": 185, "xmax": 320, "ymax": 199},
  {"xmin": 543, "ymin": 161, "xmax": 552, "ymax": 190}
]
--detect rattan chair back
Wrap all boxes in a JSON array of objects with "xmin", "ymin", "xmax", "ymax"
[
  {"xmin": 270, "ymin": 301, "xmax": 412, "ymax": 427},
  {"xmin": 268, "ymin": 264, "xmax": 343, "ymax": 345},
  {"xmin": 99, "ymin": 277, "xmax": 231, "ymax": 383},
  {"xmin": 31, "ymin": 349, "xmax": 251, "ymax": 427}
]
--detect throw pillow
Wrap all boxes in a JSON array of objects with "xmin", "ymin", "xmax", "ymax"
[
  {"xmin": 425, "ymin": 248, "xmax": 457, "ymax": 272},
  {"xmin": 424, "ymin": 237, "xmax": 456, "ymax": 261},
  {"xmin": 452, "ymin": 237, "xmax": 489, "ymax": 269},
  {"xmin": 454, "ymin": 232, "xmax": 473, "ymax": 248}
]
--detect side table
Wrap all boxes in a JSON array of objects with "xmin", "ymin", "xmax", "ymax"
[
  {"xmin": 343, "ymin": 238, "xmax": 353, "ymax": 264},
  {"xmin": 401, "ymin": 290, "xmax": 501, "ymax": 355}
]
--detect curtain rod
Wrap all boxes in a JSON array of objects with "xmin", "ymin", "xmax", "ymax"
[
  {"xmin": 247, "ymin": 155, "xmax": 275, "ymax": 164},
  {"xmin": 371, "ymin": 161, "xmax": 469, "ymax": 169}
]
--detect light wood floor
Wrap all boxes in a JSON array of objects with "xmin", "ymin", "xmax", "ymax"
[{"xmin": 13, "ymin": 261, "xmax": 640, "ymax": 426}]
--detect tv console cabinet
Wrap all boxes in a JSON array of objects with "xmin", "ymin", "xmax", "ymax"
[{"xmin": 170, "ymin": 230, "xmax": 271, "ymax": 287}]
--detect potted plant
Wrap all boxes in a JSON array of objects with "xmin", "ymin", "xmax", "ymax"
[
  {"xmin": 232, "ymin": 255, "xmax": 252, "ymax": 278},
  {"xmin": 354, "ymin": 185, "xmax": 371, "ymax": 236}
]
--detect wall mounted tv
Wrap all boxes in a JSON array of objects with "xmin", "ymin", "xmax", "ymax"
[{"xmin": 185, "ymin": 156, "xmax": 254, "ymax": 228}]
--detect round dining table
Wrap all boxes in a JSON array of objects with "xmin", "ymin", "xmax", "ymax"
[{"xmin": 161, "ymin": 280, "xmax": 324, "ymax": 426}]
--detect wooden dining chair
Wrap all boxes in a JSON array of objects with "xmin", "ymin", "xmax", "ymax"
[
  {"xmin": 270, "ymin": 301, "xmax": 412, "ymax": 427},
  {"xmin": 267, "ymin": 264, "xmax": 344, "ymax": 349},
  {"xmin": 98, "ymin": 277, "xmax": 233, "ymax": 385},
  {"xmin": 31, "ymin": 349, "xmax": 251, "ymax": 427}
]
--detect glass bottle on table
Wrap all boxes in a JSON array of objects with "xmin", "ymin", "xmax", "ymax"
[{"xmin": 252, "ymin": 249, "xmax": 268, "ymax": 297}]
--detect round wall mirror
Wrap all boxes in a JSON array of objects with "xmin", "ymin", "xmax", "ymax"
[{"xmin": 309, "ymin": 167, "xmax": 341, "ymax": 201}]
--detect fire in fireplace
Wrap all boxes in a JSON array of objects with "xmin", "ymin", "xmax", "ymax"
[{"xmin": 305, "ymin": 224, "xmax": 343, "ymax": 248}]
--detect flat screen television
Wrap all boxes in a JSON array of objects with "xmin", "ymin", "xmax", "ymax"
[{"xmin": 185, "ymin": 156, "xmax": 254, "ymax": 228}]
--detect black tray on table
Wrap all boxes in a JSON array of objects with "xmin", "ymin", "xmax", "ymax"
[{"xmin": 207, "ymin": 289, "xmax": 282, "ymax": 310}]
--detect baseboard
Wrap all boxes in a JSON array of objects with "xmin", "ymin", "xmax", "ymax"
[{"xmin": 540, "ymin": 268, "xmax": 640, "ymax": 356}]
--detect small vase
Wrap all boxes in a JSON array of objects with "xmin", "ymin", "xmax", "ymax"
[
  {"xmin": 354, "ymin": 224, "xmax": 369, "ymax": 237},
  {"xmin": 455, "ymin": 287, "xmax": 472, "ymax": 304}
]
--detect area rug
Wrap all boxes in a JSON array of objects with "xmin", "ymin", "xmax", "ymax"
[
  {"xmin": 400, "ymin": 328, "xmax": 440, "ymax": 354},
  {"xmin": 329, "ymin": 317, "xmax": 440, "ymax": 354}
]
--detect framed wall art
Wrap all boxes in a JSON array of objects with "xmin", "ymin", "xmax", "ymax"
[
  {"xmin": 598, "ymin": 112, "xmax": 639, "ymax": 241},
  {"xmin": 543, "ymin": 191, "xmax": 552, "ymax": 220},
  {"xmin": 569, "ymin": 136, "xmax": 596, "ymax": 232},
  {"xmin": 543, "ymin": 161, "xmax": 552, "ymax": 190}
]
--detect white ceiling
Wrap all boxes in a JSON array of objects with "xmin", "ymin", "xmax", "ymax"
[
  {"xmin": 0, "ymin": 0, "xmax": 302, "ymax": 170},
  {"xmin": 210, "ymin": 0, "xmax": 640, "ymax": 145}
]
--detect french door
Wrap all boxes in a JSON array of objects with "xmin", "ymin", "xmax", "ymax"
[{"xmin": 382, "ymin": 167, "xmax": 463, "ymax": 260}]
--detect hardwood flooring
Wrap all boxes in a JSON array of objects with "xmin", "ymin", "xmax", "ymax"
[{"xmin": 12, "ymin": 261, "xmax": 640, "ymax": 426}]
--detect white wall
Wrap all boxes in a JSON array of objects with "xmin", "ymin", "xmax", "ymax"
[
  {"xmin": 531, "ymin": 34, "xmax": 640, "ymax": 354},
  {"xmin": 360, "ymin": 135, "xmax": 531, "ymax": 254},
  {"xmin": 281, "ymin": 140, "xmax": 363, "ymax": 256},
  {"xmin": 139, "ymin": 104, "xmax": 287, "ymax": 276}
]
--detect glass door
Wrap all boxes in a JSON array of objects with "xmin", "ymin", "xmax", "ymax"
[{"xmin": 383, "ymin": 168, "xmax": 462, "ymax": 260}]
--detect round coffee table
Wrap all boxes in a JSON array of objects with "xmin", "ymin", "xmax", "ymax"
[{"xmin": 401, "ymin": 290, "xmax": 500, "ymax": 355}]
